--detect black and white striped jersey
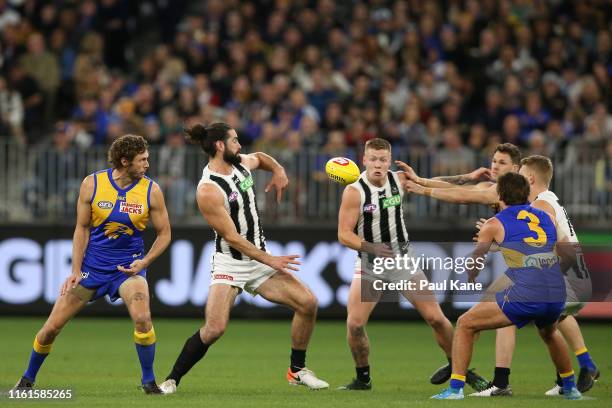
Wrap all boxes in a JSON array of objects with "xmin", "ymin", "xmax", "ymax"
[
  {"xmin": 351, "ymin": 171, "xmax": 409, "ymax": 245},
  {"xmin": 199, "ymin": 163, "xmax": 266, "ymax": 260}
]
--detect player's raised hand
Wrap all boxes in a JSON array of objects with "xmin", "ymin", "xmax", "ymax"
[
  {"xmin": 117, "ymin": 259, "xmax": 147, "ymax": 275},
  {"xmin": 403, "ymin": 180, "xmax": 427, "ymax": 195},
  {"xmin": 394, "ymin": 160, "xmax": 419, "ymax": 181},
  {"xmin": 60, "ymin": 272, "xmax": 82, "ymax": 296},
  {"xmin": 468, "ymin": 167, "xmax": 492, "ymax": 181},
  {"xmin": 265, "ymin": 169, "xmax": 289, "ymax": 203},
  {"xmin": 268, "ymin": 254, "xmax": 301, "ymax": 273}
]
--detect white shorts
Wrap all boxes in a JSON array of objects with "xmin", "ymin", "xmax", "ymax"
[{"xmin": 210, "ymin": 252, "xmax": 276, "ymax": 295}]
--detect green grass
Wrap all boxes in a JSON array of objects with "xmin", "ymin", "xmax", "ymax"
[{"xmin": 0, "ymin": 317, "xmax": 610, "ymax": 407}]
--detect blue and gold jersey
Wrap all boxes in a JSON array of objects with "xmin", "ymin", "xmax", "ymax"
[
  {"xmin": 495, "ymin": 204, "xmax": 565, "ymax": 302},
  {"xmin": 82, "ymin": 169, "xmax": 153, "ymax": 273}
]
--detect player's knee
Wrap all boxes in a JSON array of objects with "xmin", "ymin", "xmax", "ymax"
[
  {"xmin": 538, "ymin": 327, "xmax": 556, "ymax": 342},
  {"xmin": 424, "ymin": 313, "xmax": 447, "ymax": 331},
  {"xmin": 299, "ymin": 292, "xmax": 318, "ymax": 316},
  {"xmin": 133, "ymin": 312, "xmax": 152, "ymax": 332},
  {"xmin": 456, "ymin": 313, "xmax": 474, "ymax": 331},
  {"xmin": 39, "ymin": 323, "xmax": 61, "ymax": 344},
  {"xmin": 347, "ymin": 316, "xmax": 367, "ymax": 337},
  {"xmin": 203, "ymin": 322, "xmax": 227, "ymax": 342}
]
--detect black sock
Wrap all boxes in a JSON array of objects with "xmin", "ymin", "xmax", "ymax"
[
  {"xmin": 447, "ymin": 357, "xmax": 452, "ymax": 366},
  {"xmin": 290, "ymin": 348, "xmax": 306, "ymax": 373},
  {"xmin": 492, "ymin": 367, "xmax": 510, "ymax": 388},
  {"xmin": 356, "ymin": 365, "xmax": 370, "ymax": 383},
  {"xmin": 556, "ymin": 372, "xmax": 562, "ymax": 387},
  {"xmin": 167, "ymin": 330, "xmax": 210, "ymax": 385}
]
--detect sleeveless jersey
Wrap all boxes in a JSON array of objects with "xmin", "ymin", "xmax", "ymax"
[
  {"xmin": 83, "ymin": 169, "xmax": 153, "ymax": 272},
  {"xmin": 536, "ymin": 190, "xmax": 591, "ymax": 301},
  {"xmin": 351, "ymin": 171, "xmax": 409, "ymax": 244},
  {"xmin": 495, "ymin": 204, "xmax": 565, "ymax": 302},
  {"xmin": 199, "ymin": 163, "xmax": 266, "ymax": 261}
]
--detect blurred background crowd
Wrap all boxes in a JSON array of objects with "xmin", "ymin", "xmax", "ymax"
[{"xmin": 0, "ymin": 0, "xmax": 611, "ymax": 222}]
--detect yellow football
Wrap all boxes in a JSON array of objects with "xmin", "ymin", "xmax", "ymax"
[{"xmin": 325, "ymin": 157, "xmax": 361, "ymax": 185}]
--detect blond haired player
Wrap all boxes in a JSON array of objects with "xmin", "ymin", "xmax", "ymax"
[
  {"xmin": 518, "ymin": 156, "xmax": 598, "ymax": 396},
  {"xmin": 397, "ymin": 148, "xmax": 597, "ymax": 396},
  {"xmin": 336, "ymin": 138, "xmax": 488, "ymax": 390}
]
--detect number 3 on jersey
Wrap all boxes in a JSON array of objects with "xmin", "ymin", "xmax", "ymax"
[{"xmin": 517, "ymin": 210, "xmax": 547, "ymax": 246}]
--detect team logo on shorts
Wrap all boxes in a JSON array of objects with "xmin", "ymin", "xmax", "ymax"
[
  {"xmin": 97, "ymin": 200, "xmax": 114, "ymax": 209},
  {"xmin": 228, "ymin": 191, "xmax": 239, "ymax": 202},
  {"xmin": 213, "ymin": 274, "xmax": 234, "ymax": 281},
  {"xmin": 120, "ymin": 201, "xmax": 144, "ymax": 214},
  {"xmin": 80, "ymin": 271, "xmax": 89, "ymax": 279},
  {"xmin": 363, "ymin": 203, "xmax": 377, "ymax": 213}
]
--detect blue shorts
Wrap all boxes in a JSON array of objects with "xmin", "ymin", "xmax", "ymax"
[
  {"xmin": 80, "ymin": 266, "xmax": 147, "ymax": 302},
  {"xmin": 496, "ymin": 288, "xmax": 564, "ymax": 329}
]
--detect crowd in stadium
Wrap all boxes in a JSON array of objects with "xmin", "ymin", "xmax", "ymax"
[{"xmin": 1, "ymin": 0, "xmax": 612, "ymax": 214}]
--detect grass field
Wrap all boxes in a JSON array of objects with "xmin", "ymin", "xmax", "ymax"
[{"xmin": 0, "ymin": 317, "xmax": 610, "ymax": 407}]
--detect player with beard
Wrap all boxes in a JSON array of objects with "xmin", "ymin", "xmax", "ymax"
[
  {"xmin": 159, "ymin": 123, "xmax": 328, "ymax": 393},
  {"xmin": 13, "ymin": 134, "xmax": 172, "ymax": 394}
]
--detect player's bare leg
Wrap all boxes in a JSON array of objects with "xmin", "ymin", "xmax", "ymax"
[
  {"xmin": 256, "ymin": 271, "xmax": 329, "ymax": 389},
  {"xmin": 405, "ymin": 285, "xmax": 488, "ymax": 391},
  {"xmin": 544, "ymin": 315, "xmax": 599, "ymax": 395},
  {"xmin": 201, "ymin": 284, "xmax": 240, "ymax": 345},
  {"xmin": 161, "ymin": 284, "xmax": 239, "ymax": 394},
  {"xmin": 403, "ymin": 288, "xmax": 453, "ymax": 357},
  {"xmin": 119, "ymin": 276, "xmax": 160, "ymax": 394},
  {"xmin": 454, "ymin": 303, "xmax": 513, "ymax": 388},
  {"xmin": 538, "ymin": 324, "xmax": 582, "ymax": 399},
  {"xmin": 337, "ymin": 277, "xmax": 378, "ymax": 390},
  {"xmin": 16, "ymin": 286, "xmax": 92, "ymax": 389}
]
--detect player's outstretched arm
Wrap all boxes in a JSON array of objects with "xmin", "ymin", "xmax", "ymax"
[
  {"xmin": 403, "ymin": 180, "xmax": 498, "ymax": 205},
  {"xmin": 119, "ymin": 183, "xmax": 172, "ymax": 275},
  {"xmin": 240, "ymin": 152, "xmax": 288, "ymax": 203},
  {"xmin": 395, "ymin": 160, "xmax": 490, "ymax": 189},
  {"xmin": 337, "ymin": 185, "xmax": 393, "ymax": 257},
  {"xmin": 198, "ymin": 183, "xmax": 300, "ymax": 273},
  {"xmin": 63, "ymin": 175, "xmax": 94, "ymax": 295}
]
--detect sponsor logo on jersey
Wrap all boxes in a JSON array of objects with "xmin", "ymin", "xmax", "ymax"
[
  {"xmin": 103, "ymin": 222, "xmax": 134, "ymax": 239},
  {"xmin": 213, "ymin": 273, "xmax": 234, "ymax": 281},
  {"xmin": 97, "ymin": 200, "xmax": 114, "ymax": 209},
  {"xmin": 382, "ymin": 194, "xmax": 401, "ymax": 209},
  {"xmin": 228, "ymin": 191, "xmax": 239, "ymax": 202},
  {"xmin": 239, "ymin": 176, "xmax": 254, "ymax": 192},
  {"xmin": 363, "ymin": 203, "xmax": 377, "ymax": 213},
  {"xmin": 120, "ymin": 201, "xmax": 144, "ymax": 215}
]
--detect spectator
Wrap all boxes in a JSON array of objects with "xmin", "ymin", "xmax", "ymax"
[
  {"xmin": 24, "ymin": 121, "xmax": 80, "ymax": 217},
  {"xmin": 397, "ymin": 103, "xmax": 427, "ymax": 148},
  {"xmin": 19, "ymin": 31, "xmax": 60, "ymax": 125},
  {"xmin": 518, "ymin": 91, "xmax": 551, "ymax": 143},
  {"xmin": 8, "ymin": 63, "xmax": 43, "ymax": 140},
  {"xmin": 480, "ymin": 86, "xmax": 506, "ymax": 132},
  {"xmin": 433, "ymin": 128, "xmax": 474, "ymax": 176},
  {"xmin": 0, "ymin": 73, "xmax": 24, "ymax": 144},
  {"xmin": 157, "ymin": 130, "xmax": 191, "ymax": 218},
  {"xmin": 502, "ymin": 114, "xmax": 521, "ymax": 146}
]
